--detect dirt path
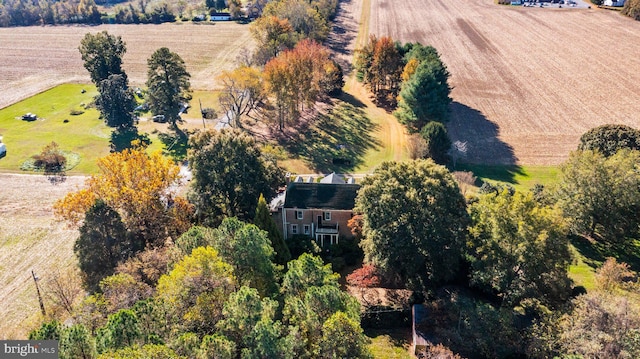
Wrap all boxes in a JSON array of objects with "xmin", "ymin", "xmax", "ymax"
[
  {"xmin": 331, "ymin": 0, "xmax": 410, "ymax": 170},
  {"xmin": 367, "ymin": 0, "xmax": 640, "ymax": 165},
  {"xmin": 0, "ymin": 173, "xmax": 86, "ymax": 338}
]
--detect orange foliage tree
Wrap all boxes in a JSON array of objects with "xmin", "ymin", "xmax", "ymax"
[
  {"xmin": 354, "ymin": 35, "xmax": 403, "ymax": 100},
  {"xmin": 263, "ymin": 39, "xmax": 343, "ymax": 131},
  {"xmin": 54, "ymin": 146, "xmax": 193, "ymax": 247}
]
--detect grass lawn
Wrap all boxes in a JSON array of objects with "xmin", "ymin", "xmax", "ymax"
[
  {"xmin": 0, "ymin": 83, "xmax": 111, "ymax": 174},
  {"xmin": 0, "ymin": 84, "xmax": 221, "ymax": 174},
  {"xmin": 454, "ymin": 163, "xmax": 560, "ymax": 192},
  {"xmin": 366, "ymin": 328, "xmax": 413, "ymax": 359},
  {"xmin": 568, "ymin": 244, "xmax": 597, "ymax": 291}
]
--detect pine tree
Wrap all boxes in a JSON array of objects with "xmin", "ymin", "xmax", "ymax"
[{"xmin": 254, "ymin": 194, "xmax": 291, "ymax": 265}]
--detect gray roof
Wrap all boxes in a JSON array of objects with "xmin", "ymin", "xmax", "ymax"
[
  {"xmin": 283, "ymin": 182, "xmax": 360, "ymax": 210},
  {"xmin": 320, "ymin": 172, "xmax": 345, "ymax": 184}
]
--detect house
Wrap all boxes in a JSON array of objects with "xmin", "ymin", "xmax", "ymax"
[
  {"xmin": 604, "ymin": 0, "xmax": 625, "ymax": 6},
  {"xmin": 210, "ymin": 12, "xmax": 231, "ymax": 21},
  {"xmin": 275, "ymin": 173, "xmax": 360, "ymax": 247}
]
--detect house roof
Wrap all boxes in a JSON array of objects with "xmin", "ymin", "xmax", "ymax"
[
  {"xmin": 283, "ymin": 182, "xmax": 360, "ymax": 210},
  {"xmin": 320, "ymin": 172, "xmax": 345, "ymax": 184}
]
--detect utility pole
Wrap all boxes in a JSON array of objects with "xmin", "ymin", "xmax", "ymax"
[
  {"xmin": 31, "ymin": 270, "xmax": 46, "ymax": 316},
  {"xmin": 199, "ymin": 99, "xmax": 206, "ymax": 129}
]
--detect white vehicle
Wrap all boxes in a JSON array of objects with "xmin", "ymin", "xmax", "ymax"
[{"xmin": 0, "ymin": 143, "xmax": 6, "ymax": 157}]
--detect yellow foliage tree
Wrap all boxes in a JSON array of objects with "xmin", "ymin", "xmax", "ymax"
[
  {"xmin": 156, "ymin": 246, "xmax": 235, "ymax": 334},
  {"xmin": 54, "ymin": 147, "xmax": 193, "ymax": 247}
]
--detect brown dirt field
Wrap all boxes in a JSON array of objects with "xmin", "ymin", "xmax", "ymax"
[
  {"xmin": 367, "ymin": 1, "xmax": 640, "ymax": 165},
  {"xmin": 0, "ymin": 174, "xmax": 87, "ymax": 339},
  {"xmin": 0, "ymin": 22, "xmax": 254, "ymax": 110}
]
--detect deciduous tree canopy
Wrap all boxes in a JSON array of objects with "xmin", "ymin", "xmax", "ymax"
[
  {"xmin": 264, "ymin": 39, "xmax": 343, "ymax": 131},
  {"xmin": 187, "ymin": 129, "xmax": 284, "ymax": 226},
  {"xmin": 468, "ymin": 190, "xmax": 572, "ymax": 307},
  {"xmin": 555, "ymin": 149, "xmax": 640, "ymax": 243},
  {"xmin": 54, "ymin": 147, "xmax": 192, "ymax": 247},
  {"xmin": 577, "ymin": 124, "xmax": 640, "ymax": 157},
  {"xmin": 217, "ymin": 66, "xmax": 266, "ymax": 128},
  {"xmin": 355, "ymin": 160, "xmax": 470, "ymax": 290}
]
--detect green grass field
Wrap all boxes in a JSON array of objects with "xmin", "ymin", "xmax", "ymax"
[
  {"xmin": 455, "ymin": 163, "xmax": 561, "ymax": 191},
  {"xmin": 0, "ymin": 84, "xmax": 222, "ymax": 174},
  {"xmin": 0, "ymin": 84, "xmax": 111, "ymax": 173}
]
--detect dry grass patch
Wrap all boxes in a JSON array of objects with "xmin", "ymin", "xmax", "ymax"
[{"xmin": 0, "ymin": 174, "xmax": 86, "ymax": 339}]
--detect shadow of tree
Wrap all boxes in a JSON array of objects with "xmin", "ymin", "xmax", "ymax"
[
  {"xmin": 325, "ymin": 0, "xmax": 358, "ymax": 75},
  {"xmin": 336, "ymin": 91, "xmax": 366, "ymax": 109},
  {"xmin": 280, "ymin": 103, "xmax": 380, "ymax": 173},
  {"xmin": 47, "ymin": 172, "xmax": 67, "ymax": 185},
  {"xmin": 571, "ymin": 235, "xmax": 640, "ymax": 272},
  {"xmin": 446, "ymin": 101, "xmax": 520, "ymax": 183},
  {"xmin": 110, "ymin": 128, "xmax": 151, "ymax": 152},
  {"xmin": 454, "ymin": 163, "xmax": 526, "ymax": 187},
  {"xmin": 158, "ymin": 131, "xmax": 190, "ymax": 161}
]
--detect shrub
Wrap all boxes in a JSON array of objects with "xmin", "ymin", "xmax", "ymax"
[
  {"xmin": 595, "ymin": 258, "xmax": 636, "ymax": 291},
  {"xmin": 623, "ymin": 0, "xmax": 640, "ymax": 20},
  {"xmin": 201, "ymin": 107, "xmax": 217, "ymax": 119},
  {"xmin": 346, "ymin": 264, "xmax": 382, "ymax": 288},
  {"xmin": 32, "ymin": 142, "xmax": 67, "ymax": 173}
]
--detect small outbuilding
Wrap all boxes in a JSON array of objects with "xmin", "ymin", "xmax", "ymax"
[{"xmin": 210, "ymin": 12, "xmax": 231, "ymax": 21}]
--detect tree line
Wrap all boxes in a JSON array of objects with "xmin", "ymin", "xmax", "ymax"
[{"xmin": 355, "ymin": 36, "xmax": 455, "ymax": 166}]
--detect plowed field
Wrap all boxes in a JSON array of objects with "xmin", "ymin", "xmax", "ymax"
[
  {"xmin": 368, "ymin": 2, "xmax": 640, "ymax": 164},
  {"xmin": 0, "ymin": 22, "xmax": 253, "ymax": 110}
]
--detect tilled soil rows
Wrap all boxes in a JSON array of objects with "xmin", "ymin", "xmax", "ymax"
[
  {"xmin": 368, "ymin": 0, "xmax": 640, "ymax": 164},
  {"xmin": 0, "ymin": 23, "xmax": 254, "ymax": 110}
]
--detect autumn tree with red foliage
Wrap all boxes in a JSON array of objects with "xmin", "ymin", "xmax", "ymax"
[{"xmin": 346, "ymin": 264, "xmax": 382, "ymax": 288}]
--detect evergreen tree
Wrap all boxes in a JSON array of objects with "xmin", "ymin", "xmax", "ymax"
[
  {"xmin": 79, "ymin": 31, "xmax": 127, "ymax": 86},
  {"xmin": 95, "ymin": 74, "xmax": 137, "ymax": 130},
  {"xmin": 75, "ymin": 200, "xmax": 133, "ymax": 291},
  {"xmin": 146, "ymin": 47, "xmax": 192, "ymax": 130},
  {"xmin": 255, "ymin": 194, "xmax": 291, "ymax": 265}
]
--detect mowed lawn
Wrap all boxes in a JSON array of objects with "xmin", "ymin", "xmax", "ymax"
[
  {"xmin": 0, "ymin": 84, "xmax": 227, "ymax": 174},
  {"xmin": 0, "ymin": 83, "xmax": 111, "ymax": 173}
]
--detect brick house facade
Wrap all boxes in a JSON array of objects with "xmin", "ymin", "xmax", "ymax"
[{"xmin": 274, "ymin": 176, "xmax": 360, "ymax": 247}]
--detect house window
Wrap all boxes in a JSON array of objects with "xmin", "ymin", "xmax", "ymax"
[
  {"xmin": 296, "ymin": 210, "xmax": 303, "ymax": 219},
  {"xmin": 291, "ymin": 224, "xmax": 298, "ymax": 234},
  {"xmin": 324, "ymin": 212, "xmax": 331, "ymax": 221},
  {"xmin": 304, "ymin": 225, "xmax": 310, "ymax": 235}
]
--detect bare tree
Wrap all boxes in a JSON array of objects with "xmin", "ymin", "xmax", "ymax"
[
  {"xmin": 45, "ymin": 267, "xmax": 84, "ymax": 315},
  {"xmin": 407, "ymin": 134, "xmax": 428, "ymax": 160}
]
